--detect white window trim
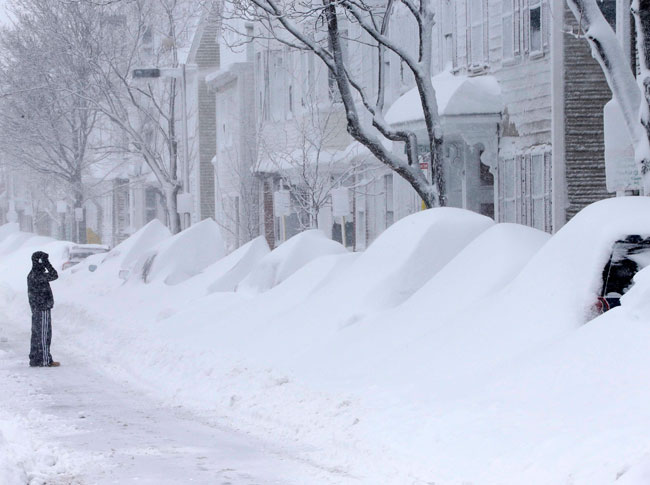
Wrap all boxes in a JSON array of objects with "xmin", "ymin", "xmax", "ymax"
[
  {"xmin": 526, "ymin": 146, "xmax": 552, "ymax": 231},
  {"xmin": 468, "ymin": 0, "xmax": 488, "ymax": 70},
  {"xmin": 502, "ymin": 0, "xmax": 515, "ymax": 62},
  {"xmin": 528, "ymin": 0, "xmax": 544, "ymax": 57},
  {"xmin": 502, "ymin": 158, "xmax": 516, "ymax": 223}
]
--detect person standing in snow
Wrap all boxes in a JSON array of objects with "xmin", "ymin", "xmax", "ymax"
[{"xmin": 27, "ymin": 251, "xmax": 60, "ymax": 367}]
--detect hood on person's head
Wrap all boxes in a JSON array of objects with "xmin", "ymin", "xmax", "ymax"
[{"xmin": 31, "ymin": 251, "xmax": 48, "ymax": 267}]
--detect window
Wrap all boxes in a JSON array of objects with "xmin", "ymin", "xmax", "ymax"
[
  {"xmin": 261, "ymin": 52, "xmax": 270, "ymax": 121},
  {"xmin": 503, "ymin": 158, "xmax": 516, "ymax": 222},
  {"xmin": 145, "ymin": 187, "xmax": 157, "ymax": 223},
  {"xmin": 245, "ymin": 25, "xmax": 254, "ymax": 61},
  {"xmin": 288, "ymin": 85, "xmax": 294, "ymax": 114},
  {"xmin": 502, "ymin": 0, "xmax": 514, "ymax": 60},
  {"xmin": 529, "ymin": 0, "xmax": 542, "ymax": 54},
  {"xmin": 442, "ymin": 0, "xmax": 456, "ymax": 69},
  {"xmin": 269, "ymin": 51, "xmax": 285, "ymax": 120},
  {"xmin": 531, "ymin": 153, "xmax": 545, "ymax": 230},
  {"xmin": 384, "ymin": 174, "xmax": 394, "ymax": 227},
  {"xmin": 514, "ymin": 0, "xmax": 521, "ymax": 56},
  {"xmin": 469, "ymin": 0, "xmax": 486, "ymax": 66},
  {"xmin": 356, "ymin": 210, "xmax": 366, "ymax": 249}
]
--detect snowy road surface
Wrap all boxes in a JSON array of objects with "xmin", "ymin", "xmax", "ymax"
[{"xmin": 0, "ymin": 321, "xmax": 354, "ymax": 484}]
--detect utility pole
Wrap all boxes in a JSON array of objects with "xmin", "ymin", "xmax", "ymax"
[{"xmin": 133, "ymin": 66, "xmax": 192, "ymax": 229}]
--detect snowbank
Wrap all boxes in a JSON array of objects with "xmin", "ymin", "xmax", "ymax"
[
  {"xmin": 0, "ymin": 237, "xmax": 71, "ymax": 293},
  {"xmin": 206, "ymin": 236, "xmax": 270, "ymax": 293},
  {"xmin": 130, "ymin": 219, "xmax": 225, "ymax": 285},
  {"xmin": 98, "ymin": 219, "xmax": 171, "ymax": 276},
  {"xmin": 237, "ymin": 230, "xmax": 347, "ymax": 294},
  {"xmin": 308, "ymin": 223, "xmax": 550, "ymax": 386},
  {"xmin": 4, "ymin": 199, "xmax": 650, "ymax": 483}
]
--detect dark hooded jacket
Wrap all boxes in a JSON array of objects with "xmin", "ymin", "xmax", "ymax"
[{"xmin": 27, "ymin": 251, "xmax": 58, "ymax": 311}]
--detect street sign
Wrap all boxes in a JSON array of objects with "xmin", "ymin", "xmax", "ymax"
[
  {"xmin": 74, "ymin": 207, "xmax": 84, "ymax": 222},
  {"xmin": 331, "ymin": 187, "xmax": 350, "ymax": 217},
  {"xmin": 132, "ymin": 68, "xmax": 161, "ymax": 79},
  {"xmin": 273, "ymin": 190, "xmax": 291, "ymax": 217}
]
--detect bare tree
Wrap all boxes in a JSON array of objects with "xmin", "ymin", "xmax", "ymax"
[
  {"xmin": 565, "ymin": 0, "xmax": 650, "ymax": 191},
  {"xmin": 230, "ymin": 0, "xmax": 445, "ymax": 208},
  {"xmin": 0, "ymin": 0, "xmax": 102, "ymax": 242},
  {"xmin": 259, "ymin": 98, "xmax": 364, "ymax": 229},
  {"xmin": 59, "ymin": 0, "xmax": 211, "ymax": 234}
]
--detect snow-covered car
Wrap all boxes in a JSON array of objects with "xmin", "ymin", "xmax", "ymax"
[
  {"xmin": 595, "ymin": 235, "xmax": 650, "ymax": 313},
  {"xmin": 62, "ymin": 244, "xmax": 110, "ymax": 271}
]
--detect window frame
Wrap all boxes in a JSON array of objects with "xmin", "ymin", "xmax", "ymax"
[
  {"xmin": 468, "ymin": 0, "xmax": 487, "ymax": 68},
  {"xmin": 384, "ymin": 174, "xmax": 394, "ymax": 228},
  {"xmin": 502, "ymin": 0, "xmax": 515, "ymax": 62},
  {"xmin": 528, "ymin": 0, "xmax": 543, "ymax": 56},
  {"xmin": 502, "ymin": 158, "xmax": 516, "ymax": 223},
  {"xmin": 441, "ymin": 0, "xmax": 457, "ymax": 70},
  {"xmin": 530, "ymin": 152, "xmax": 545, "ymax": 230}
]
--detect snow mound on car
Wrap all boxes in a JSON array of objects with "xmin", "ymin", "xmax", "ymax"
[
  {"xmin": 237, "ymin": 230, "xmax": 347, "ymax": 294},
  {"xmin": 101, "ymin": 219, "xmax": 172, "ymax": 273},
  {"xmin": 233, "ymin": 208, "xmax": 493, "ymax": 367},
  {"xmin": 344, "ymin": 207, "xmax": 494, "ymax": 311},
  {"xmin": 376, "ymin": 196, "xmax": 650, "ymax": 393},
  {"xmin": 290, "ymin": 207, "xmax": 494, "ymax": 331},
  {"xmin": 303, "ymin": 223, "xmax": 550, "ymax": 384},
  {"xmin": 206, "ymin": 236, "xmax": 270, "ymax": 293},
  {"xmin": 506, "ymin": 196, "xmax": 650, "ymax": 333},
  {"xmin": 132, "ymin": 219, "xmax": 225, "ymax": 285},
  {"xmin": 407, "ymin": 222, "xmax": 550, "ymax": 313},
  {"xmin": 173, "ymin": 236, "xmax": 271, "ymax": 295}
]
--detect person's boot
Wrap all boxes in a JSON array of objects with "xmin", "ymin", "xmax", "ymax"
[{"xmin": 47, "ymin": 361, "xmax": 60, "ymax": 367}]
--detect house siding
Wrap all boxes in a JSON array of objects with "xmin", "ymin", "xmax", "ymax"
[
  {"xmin": 562, "ymin": 3, "xmax": 612, "ymax": 221},
  {"xmin": 193, "ymin": 12, "xmax": 220, "ymax": 221}
]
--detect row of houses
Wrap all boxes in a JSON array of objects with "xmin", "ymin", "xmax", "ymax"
[
  {"xmin": 205, "ymin": 0, "xmax": 636, "ymax": 252},
  {"xmin": 1, "ymin": 0, "xmax": 639, "ymax": 252}
]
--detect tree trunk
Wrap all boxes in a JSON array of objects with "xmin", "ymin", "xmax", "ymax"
[
  {"xmin": 164, "ymin": 183, "xmax": 182, "ymax": 234},
  {"xmin": 71, "ymin": 174, "xmax": 87, "ymax": 244},
  {"xmin": 74, "ymin": 191, "xmax": 87, "ymax": 244},
  {"xmin": 634, "ymin": 0, "xmax": 650, "ymax": 190}
]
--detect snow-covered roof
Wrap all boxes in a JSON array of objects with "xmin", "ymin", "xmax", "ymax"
[
  {"xmin": 385, "ymin": 70, "xmax": 504, "ymax": 125},
  {"xmin": 256, "ymin": 139, "xmax": 391, "ymax": 174}
]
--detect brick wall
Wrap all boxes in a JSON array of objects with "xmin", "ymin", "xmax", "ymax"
[
  {"xmin": 193, "ymin": 11, "xmax": 220, "ymax": 220},
  {"xmin": 563, "ymin": 3, "xmax": 613, "ymax": 221}
]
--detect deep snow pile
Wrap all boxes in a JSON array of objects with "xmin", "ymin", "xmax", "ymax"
[
  {"xmin": 237, "ymin": 229, "xmax": 348, "ymax": 294},
  {"xmin": 2, "ymin": 198, "xmax": 650, "ymax": 483},
  {"xmin": 129, "ymin": 218, "xmax": 225, "ymax": 285},
  {"xmin": 92, "ymin": 218, "xmax": 172, "ymax": 277}
]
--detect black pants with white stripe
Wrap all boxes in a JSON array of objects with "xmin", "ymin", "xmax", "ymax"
[{"xmin": 29, "ymin": 309, "xmax": 52, "ymax": 366}]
